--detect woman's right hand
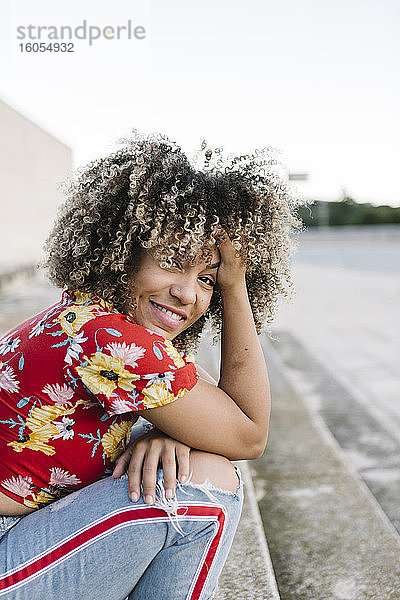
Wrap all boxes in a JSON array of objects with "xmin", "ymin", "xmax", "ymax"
[{"xmin": 113, "ymin": 428, "xmax": 191, "ymax": 505}]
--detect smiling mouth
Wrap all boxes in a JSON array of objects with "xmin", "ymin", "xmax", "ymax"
[{"xmin": 150, "ymin": 301, "xmax": 186, "ymax": 322}]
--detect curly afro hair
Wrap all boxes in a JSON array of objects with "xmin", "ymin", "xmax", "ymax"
[{"xmin": 43, "ymin": 131, "xmax": 304, "ymax": 353}]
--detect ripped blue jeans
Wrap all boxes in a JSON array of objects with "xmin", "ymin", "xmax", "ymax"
[{"xmin": 0, "ymin": 467, "xmax": 243, "ymax": 599}]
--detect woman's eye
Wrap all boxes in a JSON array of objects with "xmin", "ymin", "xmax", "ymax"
[{"xmin": 199, "ymin": 276, "xmax": 215, "ymax": 287}]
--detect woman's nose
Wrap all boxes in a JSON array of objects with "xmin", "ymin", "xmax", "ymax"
[{"xmin": 169, "ymin": 280, "xmax": 196, "ymax": 305}]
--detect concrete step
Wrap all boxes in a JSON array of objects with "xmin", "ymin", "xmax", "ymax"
[
  {"xmin": 252, "ymin": 334, "xmax": 400, "ymax": 600},
  {"xmin": 270, "ymin": 329, "xmax": 400, "ymax": 535},
  {"xmin": 215, "ymin": 460, "xmax": 280, "ymax": 600}
]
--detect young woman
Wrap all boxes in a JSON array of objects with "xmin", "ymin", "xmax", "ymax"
[{"xmin": 0, "ymin": 133, "xmax": 301, "ymax": 599}]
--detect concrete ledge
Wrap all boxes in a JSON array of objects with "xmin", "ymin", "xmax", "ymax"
[
  {"xmin": 252, "ymin": 335, "xmax": 400, "ymax": 600},
  {"xmin": 215, "ymin": 460, "xmax": 280, "ymax": 600}
]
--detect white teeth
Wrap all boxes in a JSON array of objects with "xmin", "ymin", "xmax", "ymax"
[{"xmin": 153, "ymin": 302, "xmax": 184, "ymax": 321}]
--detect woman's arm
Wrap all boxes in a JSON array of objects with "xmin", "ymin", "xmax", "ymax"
[{"xmin": 143, "ymin": 231, "xmax": 271, "ymax": 461}]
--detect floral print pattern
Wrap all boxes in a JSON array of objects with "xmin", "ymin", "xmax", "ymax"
[
  {"xmin": 105, "ymin": 341, "xmax": 146, "ymax": 368},
  {"xmin": 58, "ymin": 305, "xmax": 99, "ymax": 337},
  {"xmin": 0, "ymin": 334, "xmax": 21, "ymax": 356},
  {"xmin": 101, "ymin": 420, "xmax": 135, "ymax": 462},
  {"xmin": 2, "ymin": 474, "xmax": 33, "ymax": 498},
  {"xmin": 0, "ymin": 362, "xmax": 20, "ymax": 394},
  {"xmin": 0, "ymin": 289, "xmax": 198, "ymax": 509},
  {"xmin": 163, "ymin": 340, "xmax": 186, "ymax": 368},
  {"xmin": 76, "ymin": 352, "xmax": 140, "ymax": 398},
  {"xmin": 49, "ymin": 467, "xmax": 81, "ymax": 487},
  {"xmin": 7, "ymin": 400, "xmax": 85, "ymax": 456},
  {"xmin": 143, "ymin": 371, "xmax": 175, "ymax": 390},
  {"xmin": 42, "ymin": 383, "xmax": 74, "ymax": 406}
]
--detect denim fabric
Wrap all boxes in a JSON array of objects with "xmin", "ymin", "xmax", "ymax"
[
  {"xmin": 0, "ymin": 516, "xmax": 21, "ymax": 540},
  {"xmin": 0, "ymin": 468, "xmax": 243, "ymax": 599}
]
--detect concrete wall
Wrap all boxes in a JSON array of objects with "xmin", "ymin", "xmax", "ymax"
[{"xmin": 0, "ymin": 99, "xmax": 72, "ymax": 267}]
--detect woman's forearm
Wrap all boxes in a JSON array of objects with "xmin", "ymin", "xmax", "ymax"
[{"xmin": 218, "ymin": 281, "xmax": 271, "ymax": 453}]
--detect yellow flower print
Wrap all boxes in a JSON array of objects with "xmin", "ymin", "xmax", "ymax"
[
  {"xmin": 7, "ymin": 400, "xmax": 84, "ymax": 456},
  {"xmin": 58, "ymin": 305, "xmax": 98, "ymax": 337},
  {"xmin": 69, "ymin": 291, "xmax": 93, "ymax": 305},
  {"xmin": 76, "ymin": 352, "xmax": 140, "ymax": 398},
  {"xmin": 24, "ymin": 490, "xmax": 55, "ymax": 509},
  {"xmin": 163, "ymin": 341, "xmax": 186, "ymax": 368},
  {"xmin": 70, "ymin": 290, "xmax": 113, "ymax": 311},
  {"xmin": 8, "ymin": 427, "xmax": 59, "ymax": 456},
  {"xmin": 101, "ymin": 420, "xmax": 135, "ymax": 462},
  {"xmin": 142, "ymin": 382, "xmax": 178, "ymax": 409},
  {"xmin": 26, "ymin": 401, "xmax": 82, "ymax": 434}
]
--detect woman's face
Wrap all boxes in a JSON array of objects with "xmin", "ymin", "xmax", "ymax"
[{"xmin": 128, "ymin": 248, "xmax": 220, "ymax": 340}]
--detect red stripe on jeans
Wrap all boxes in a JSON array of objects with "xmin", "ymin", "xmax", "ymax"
[
  {"xmin": 0, "ymin": 505, "xmax": 225, "ymax": 596},
  {"xmin": 188, "ymin": 505, "xmax": 225, "ymax": 599}
]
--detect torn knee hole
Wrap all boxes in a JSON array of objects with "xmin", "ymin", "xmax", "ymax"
[{"xmin": 182, "ymin": 476, "xmax": 240, "ymax": 498}]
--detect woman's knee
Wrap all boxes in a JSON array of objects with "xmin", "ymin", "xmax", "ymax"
[{"xmin": 188, "ymin": 451, "xmax": 239, "ymax": 493}]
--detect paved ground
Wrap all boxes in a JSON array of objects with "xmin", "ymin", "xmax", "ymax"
[
  {"xmin": 268, "ymin": 225, "xmax": 400, "ymax": 542},
  {"xmin": 253, "ymin": 336, "xmax": 400, "ymax": 600},
  {"xmin": 272, "ymin": 226, "xmax": 400, "ymax": 441}
]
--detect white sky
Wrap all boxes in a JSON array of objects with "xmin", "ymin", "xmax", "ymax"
[{"xmin": 1, "ymin": 0, "xmax": 399, "ymax": 206}]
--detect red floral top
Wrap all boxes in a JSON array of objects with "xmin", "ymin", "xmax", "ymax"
[{"xmin": 0, "ymin": 290, "xmax": 198, "ymax": 509}]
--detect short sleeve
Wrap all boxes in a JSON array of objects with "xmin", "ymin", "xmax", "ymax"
[{"xmin": 64, "ymin": 313, "xmax": 199, "ymax": 416}]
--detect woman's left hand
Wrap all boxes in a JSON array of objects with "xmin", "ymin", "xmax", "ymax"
[
  {"xmin": 214, "ymin": 226, "xmax": 246, "ymax": 292},
  {"xmin": 112, "ymin": 428, "xmax": 191, "ymax": 505}
]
